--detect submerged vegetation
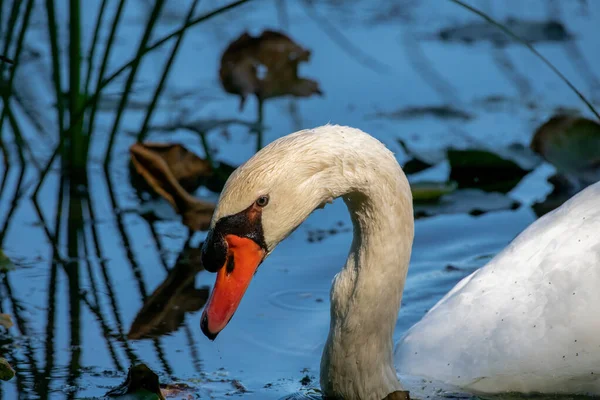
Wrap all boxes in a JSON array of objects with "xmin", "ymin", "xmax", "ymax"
[{"xmin": 0, "ymin": 0, "xmax": 599, "ymax": 398}]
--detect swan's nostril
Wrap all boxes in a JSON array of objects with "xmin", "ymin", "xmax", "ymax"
[
  {"xmin": 200, "ymin": 312, "xmax": 218, "ymax": 341},
  {"xmin": 225, "ymin": 254, "xmax": 235, "ymax": 275}
]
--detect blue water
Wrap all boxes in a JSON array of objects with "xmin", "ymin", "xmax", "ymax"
[{"xmin": 0, "ymin": 0, "xmax": 599, "ymax": 398}]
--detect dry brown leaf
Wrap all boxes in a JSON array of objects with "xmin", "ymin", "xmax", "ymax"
[
  {"xmin": 130, "ymin": 143, "xmax": 212, "ymax": 195},
  {"xmin": 130, "ymin": 143, "xmax": 215, "ymax": 231},
  {"xmin": 0, "ymin": 314, "xmax": 13, "ymax": 329},
  {"xmin": 220, "ymin": 30, "xmax": 322, "ymax": 110}
]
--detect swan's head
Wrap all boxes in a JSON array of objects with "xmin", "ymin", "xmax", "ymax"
[{"xmin": 199, "ymin": 127, "xmax": 354, "ymax": 339}]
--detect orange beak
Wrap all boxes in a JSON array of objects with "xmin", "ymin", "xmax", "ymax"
[{"xmin": 200, "ymin": 234, "xmax": 265, "ymax": 339}]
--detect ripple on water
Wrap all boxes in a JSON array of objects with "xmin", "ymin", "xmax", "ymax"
[{"xmin": 268, "ymin": 290, "xmax": 330, "ymax": 312}]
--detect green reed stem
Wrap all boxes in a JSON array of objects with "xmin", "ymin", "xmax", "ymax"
[
  {"xmin": 82, "ymin": 0, "xmax": 109, "ymax": 99},
  {"xmin": 0, "ymin": 0, "xmax": 33, "ymax": 188},
  {"xmin": 0, "ymin": 0, "xmax": 34, "ymax": 131},
  {"xmin": 69, "ymin": 0, "xmax": 85, "ymax": 173},
  {"xmin": 85, "ymin": 0, "xmax": 126, "ymax": 145},
  {"xmin": 103, "ymin": 0, "xmax": 166, "ymax": 168},
  {"xmin": 45, "ymin": 0, "xmax": 65, "ymax": 136},
  {"xmin": 0, "ymin": 0, "xmax": 23, "ymax": 78},
  {"xmin": 36, "ymin": 0, "xmax": 251, "ymax": 195},
  {"xmin": 137, "ymin": 0, "xmax": 200, "ymax": 142},
  {"xmin": 32, "ymin": 143, "xmax": 59, "ymax": 199},
  {"xmin": 66, "ymin": 177, "xmax": 83, "ymax": 393},
  {"xmin": 39, "ymin": 168, "xmax": 64, "ymax": 398},
  {"xmin": 0, "ymin": 139, "xmax": 8, "ymax": 198},
  {"xmin": 81, "ymin": 0, "xmax": 252, "ymax": 136},
  {"xmin": 6, "ymin": 104, "xmax": 26, "ymax": 165},
  {"xmin": 0, "ymin": 0, "xmax": 4, "ymax": 39},
  {"xmin": 0, "ymin": 0, "xmax": 18, "ymax": 159}
]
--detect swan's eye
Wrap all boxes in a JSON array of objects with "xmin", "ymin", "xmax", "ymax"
[{"xmin": 255, "ymin": 195, "xmax": 269, "ymax": 207}]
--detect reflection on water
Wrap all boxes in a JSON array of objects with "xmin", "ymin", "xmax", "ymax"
[
  {"xmin": 0, "ymin": 0, "xmax": 599, "ymax": 399},
  {"xmin": 128, "ymin": 245, "xmax": 208, "ymax": 341}
]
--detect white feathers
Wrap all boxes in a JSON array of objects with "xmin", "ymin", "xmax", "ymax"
[{"xmin": 395, "ymin": 181, "xmax": 600, "ymax": 395}]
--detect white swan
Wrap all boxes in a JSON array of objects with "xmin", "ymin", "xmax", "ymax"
[{"xmin": 198, "ymin": 125, "xmax": 600, "ymax": 400}]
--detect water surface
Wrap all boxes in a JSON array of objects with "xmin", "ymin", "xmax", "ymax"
[{"xmin": 0, "ymin": 1, "xmax": 599, "ymax": 398}]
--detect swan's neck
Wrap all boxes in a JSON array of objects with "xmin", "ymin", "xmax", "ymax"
[{"xmin": 319, "ymin": 160, "xmax": 414, "ymax": 399}]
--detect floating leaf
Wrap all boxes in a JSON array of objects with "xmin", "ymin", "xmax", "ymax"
[
  {"xmin": 530, "ymin": 115, "xmax": 600, "ymax": 185},
  {"xmin": 128, "ymin": 246, "xmax": 208, "ymax": 340},
  {"xmin": 447, "ymin": 147, "xmax": 537, "ymax": 193},
  {"xmin": 130, "ymin": 143, "xmax": 215, "ymax": 231},
  {"xmin": 0, "ymin": 314, "xmax": 13, "ymax": 329},
  {"xmin": 438, "ymin": 19, "xmax": 571, "ymax": 46},
  {"xmin": 106, "ymin": 364, "xmax": 165, "ymax": 400},
  {"xmin": 411, "ymin": 181, "xmax": 458, "ymax": 203},
  {"xmin": 0, "ymin": 250, "xmax": 14, "ymax": 272},
  {"xmin": 0, "ymin": 358, "xmax": 14, "ymax": 381},
  {"xmin": 219, "ymin": 30, "xmax": 322, "ymax": 110},
  {"xmin": 130, "ymin": 143, "xmax": 212, "ymax": 195}
]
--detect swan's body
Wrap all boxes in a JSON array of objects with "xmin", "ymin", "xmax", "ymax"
[
  {"xmin": 199, "ymin": 125, "xmax": 600, "ymax": 400},
  {"xmin": 395, "ymin": 179, "xmax": 600, "ymax": 394}
]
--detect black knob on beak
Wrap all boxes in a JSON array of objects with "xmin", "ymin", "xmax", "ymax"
[{"xmin": 201, "ymin": 229, "xmax": 228, "ymax": 273}]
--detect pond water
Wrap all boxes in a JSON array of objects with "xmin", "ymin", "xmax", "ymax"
[{"xmin": 0, "ymin": 0, "xmax": 599, "ymax": 399}]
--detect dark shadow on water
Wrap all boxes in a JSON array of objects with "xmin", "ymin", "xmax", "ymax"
[{"xmin": 127, "ymin": 244, "xmax": 208, "ymax": 341}]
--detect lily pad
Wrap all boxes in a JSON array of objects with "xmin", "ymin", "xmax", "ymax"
[
  {"xmin": 0, "ymin": 313, "xmax": 13, "ymax": 329},
  {"xmin": 0, "ymin": 358, "xmax": 14, "ymax": 381},
  {"xmin": 530, "ymin": 115, "xmax": 600, "ymax": 185},
  {"xmin": 220, "ymin": 30, "xmax": 322, "ymax": 110},
  {"xmin": 447, "ymin": 147, "xmax": 537, "ymax": 193},
  {"xmin": 0, "ymin": 250, "xmax": 14, "ymax": 272},
  {"xmin": 129, "ymin": 143, "xmax": 215, "ymax": 231},
  {"xmin": 411, "ymin": 181, "xmax": 458, "ymax": 203}
]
